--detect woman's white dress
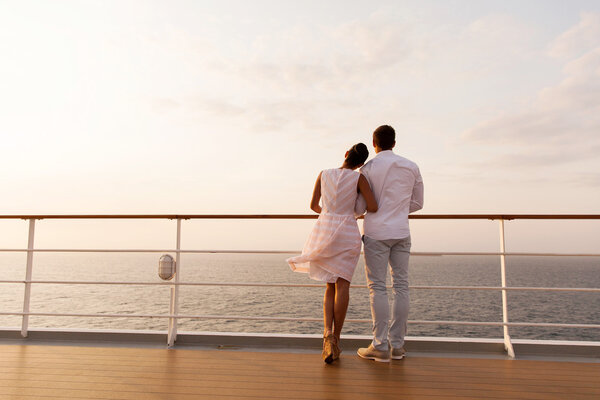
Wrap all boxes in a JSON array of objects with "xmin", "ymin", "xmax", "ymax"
[{"xmin": 287, "ymin": 168, "xmax": 362, "ymax": 283}]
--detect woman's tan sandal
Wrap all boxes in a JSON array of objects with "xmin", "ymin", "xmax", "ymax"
[
  {"xmin": 322, "ymin": 334, "xmax": 335, "ymax": 364},
  {"xmin": 332, "ymin": 340, "xmax": 341, "ymax": 361}
]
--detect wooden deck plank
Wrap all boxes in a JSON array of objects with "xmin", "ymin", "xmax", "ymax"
[
  {"xmin": 0, "ymin": 345, "xmax": 597, "ymax": 400},
  {"xmin": 1, "ymin": 345, "xmax": 596, "ymax": 374},
  {"xmin": 1, "ymin": 362, "xmax": 598, "ymax": 385},
  {"xmin": 0, "ymin": 368, "xmax": 597, "ymax": 395},
  {"xmin": 1, "ymin": 351, "xmax": 598, "ymax": 372},
  {"xmin": 1, "ymin": 344, "xmax": 593, "ymax": 365},
  {"xmin": 1, "ymin": 357, "xmax": 596, "ymax": 384},
  {"xmin": 0, "ymin": 385, "xmax": 578, "ymax": 400},
  {"xmin": 0, "ymin": 362, "xmax": 597, "ymax": 390},
  {"xmin": 2, "ymin": 347, "xmax": 598, "ymax": 372},
  {"xmin": 0, "ymin": 372, "xmax": 597, "ymax": 397}
]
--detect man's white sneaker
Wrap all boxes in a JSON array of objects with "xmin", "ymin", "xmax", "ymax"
[
  {"xmin": 391, "ymin": 347, "xmax": 406, "ymax": 360},
  {"xmin": 357, "ymin": 344, "xmax": 391, "ymax": 362}
]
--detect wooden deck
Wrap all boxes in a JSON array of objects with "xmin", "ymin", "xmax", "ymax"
[{"xmin": 1, "ymin": 344, "xmax": 598, "ymax": 399}]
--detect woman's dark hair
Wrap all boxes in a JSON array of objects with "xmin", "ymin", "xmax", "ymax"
[{"xmin": 345, "ymin": 143, "xmax": 369, "ymax": 168}]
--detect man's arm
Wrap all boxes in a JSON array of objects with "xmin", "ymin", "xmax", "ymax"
[
  {"xmin": 354, "ymin": 166, "xmax": 369, "ymax": 216},
  {"xmin": 354, "ymin": 194, "xmax": 367, "ymax": 217},
  {"xmin": 409, "ymin": 169, "xmax": 424, "ymax": 213}
]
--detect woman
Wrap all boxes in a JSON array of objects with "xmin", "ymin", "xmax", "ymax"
[{"xmin": 287, "ymin": 143, "xmax": 378, "ymax": 363}]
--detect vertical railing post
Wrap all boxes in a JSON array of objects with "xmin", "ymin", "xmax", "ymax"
[
  {"xmin": 167, "ymin": 218, "xmax": 181, "ymax": 347},
  {"xmin": 498, "ymin": 219, "xmax": 515, "ymax": 358},
  {"xmin": 21, "ymin": 219, "xmax": 36, "ymax": 338}
]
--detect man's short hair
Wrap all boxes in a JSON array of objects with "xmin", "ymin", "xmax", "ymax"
[{"xmin": 373, "ymin": 125, "xmax": 395, "ymax": 150}]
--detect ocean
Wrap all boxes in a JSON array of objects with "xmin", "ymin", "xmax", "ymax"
[{"xmin": 0, "ymin": 253, "xmax": 599, "ymax": 341}]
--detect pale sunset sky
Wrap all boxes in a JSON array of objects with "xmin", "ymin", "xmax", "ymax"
[{"xmin": 1, "ymin": 1, "xmax": 599, "ymax": 252}]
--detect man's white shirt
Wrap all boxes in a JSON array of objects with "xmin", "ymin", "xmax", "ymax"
[{"xmin": 355, "ymin": 150, "xmax": 424, "ymax": 240}]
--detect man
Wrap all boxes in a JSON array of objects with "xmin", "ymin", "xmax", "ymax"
[{"xmin": 356, "ymin": 124, "xmax": 424, "ymax": 362}]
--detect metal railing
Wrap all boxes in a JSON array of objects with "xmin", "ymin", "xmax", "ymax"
[{"xmin": 1, "ymin": 214, "xmax": 600, "ymax": 358}]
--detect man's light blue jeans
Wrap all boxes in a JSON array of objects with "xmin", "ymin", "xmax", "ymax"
[{"xmin": 363, "ymin": 235, "xmax": 411, "ymax": 351}]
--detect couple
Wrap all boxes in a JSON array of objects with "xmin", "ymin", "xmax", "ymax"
[{"xmin": 287, "ymin": 125, "xmax": 424, "ymax": 364}]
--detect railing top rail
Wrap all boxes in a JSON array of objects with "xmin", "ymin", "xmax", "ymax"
[{"xmin": 0, "ymin": 214, "xmax": 599, "ymax": 220}]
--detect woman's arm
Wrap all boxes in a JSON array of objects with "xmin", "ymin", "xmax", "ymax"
[
  {"xmin": 310, "ymin": 171, "xmax": 323, "ymax": 214},
  {"xmin": 358, "ymin": 174, "xmax": 378, "ymax": 213}
]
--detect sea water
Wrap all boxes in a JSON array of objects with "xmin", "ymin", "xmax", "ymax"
[{"xmin": 0, "ymin": 253, "xmax": 598, "ymax": 341}]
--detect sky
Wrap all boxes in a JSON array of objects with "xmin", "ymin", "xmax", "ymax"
[{"xmin": 1, "ymin": 0, "xmax": 599, "ymax": 252}]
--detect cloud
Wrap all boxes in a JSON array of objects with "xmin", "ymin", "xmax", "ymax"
[
  {"xmin": 463, "ymin": 14, "xmax": 536, "ymax": 56},
  {"xmin": 569, "ymin": 172, "xmax": 600, "ymax": 187},
  {"xmin": 164, "ymin": 96, "xmax": 357, "ymax": 137},
  {"xmin": 192, "ymin": 99, "xmax": 247, "ymax": 117},
  {"xmin": 461, "ymin": 13, "xmax": 600, "ymax": 170},
  {"xmin": 431, "ymin": 166, "xmax": 600, "ymax": 188},
  {"xmin": 547, "ymin": 12, "xmax": 600, "ymax": 58},
  {"xmin": 216, "ymin": 11, "xmax": 426, "ymax": 95},
  {"xmin": 332, "ymin": 13, "xmax": 420, "ymax": 71},
  {"xmin": 148, "ymin": 10, "xmax": 586, "ymax": 150},
  {"xmin": 142, "ymin": 12, "xmax": 425, "ymax": 137},
  {"xmin": 470, "ymin": 143, "xmax": 600, "ymax": 169},
  {"xmin": 205, "ymin": 11, "xmax": 542, "ymax": 129},
  {"xmin": 155, "ymin": 12, "xmax": 538, "ymax": 138},
  {"xmin": 150, "ymin": 98, "xmax": 181, "ymax": 113}
]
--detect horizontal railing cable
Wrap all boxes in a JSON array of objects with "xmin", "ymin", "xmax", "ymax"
[
  {"xmin": 0, "ymin": 311, "xmax": 598, "ymax": 329},
  {"xmin": 0, "ymin": 280, "xmax": 599, "ymax": 292},
  {"xmin": 1, "ymin": 214, "xmax": 600, "ymax": 220},
  {"xmin": 1, "ymin": 248, "xmax": 599, "ymax": 257}
]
